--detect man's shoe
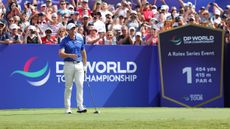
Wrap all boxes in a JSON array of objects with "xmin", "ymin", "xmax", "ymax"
[
  {"xmin": 77, "ymin": 107, "xmax": 87, "ymax": 113},
  {"xmin": 65, "ymin": 108, "xmax": 72, "ymax": 114}
]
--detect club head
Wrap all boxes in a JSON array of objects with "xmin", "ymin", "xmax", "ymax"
[{"xmin": 94, "ymin": 110, "xmax": 100, "ymax": 114}]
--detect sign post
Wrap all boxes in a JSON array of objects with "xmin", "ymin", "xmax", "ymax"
[{"xmin": 158, "ymin": 24, "xmax": 224, "ymax": 107}]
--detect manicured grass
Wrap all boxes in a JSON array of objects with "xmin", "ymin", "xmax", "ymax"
[{"xmin": 0, "ymin": 108, "xmax": 229, "ymax": 129}]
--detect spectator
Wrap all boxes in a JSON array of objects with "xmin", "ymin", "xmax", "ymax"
[
  {"xmin": 99, "ymin": 2, "xmax": 111, "ymax": 22},
  {"xmin": 129, "ymin": 27, "xmax": 136, "ymax": 42},
  {"xmin": 67, "ymin": 4, "xmax": 75, "ymax": 13},
  {"xmin": 77, "ymin": 0, "xmax": 91, "ymax": 17},
  {"xmin": 9, "ymin": 24, "xmax": 23, "ymax": 44},
  {"xmin": 57, "ymin": 27, "xmax": 67, "ymax": 44},
  {"xmin": 6, "ymin": 2, "xmax": 21, "ymax": 20},
  {"xmin": 24, "ymin": 25, "xmax": 42, "ymax": 44},
  {"xmin": 58, "ymin": 1, "xmax": 71, "ymax": 16},
  {"xmin": 187, "ymin": 15, "xmax": 197, "ymax": 24},
  {"xmin": 41, "ymin": 28, "xmax": 57, "ymax": 44},
  {"xmin": 93, "ymin": 11, "xmax": 106, "ymax": 33},
  {"xmin": 104, "ymin": 31, "xmax": 116, "ymax": 45},
  {"xmin": 199, "ymin": 10, "xmax": 213, "ymax": 27},
  {"xmin": 0, "ymin": 20, "xmax": 12, "ymax": 44},
  {"xmin": 86, "ymin": 26, "xmax": 104, "ymax": 45},
  {"xmin": 19, "ymin": 13, "xmax": 30, "ymax": 32},
  {"xmin": 126, "ymin": 10, "xmax": 141, "ymax": 30},
  {"xmin": 8, "ymin": 17, "xmax": 15, "ymax": 26},
  {"xmin": 111, "ymin": 18, "xmax": 122, "ymax": 33},
  {"xmin": 44, "ymin": 13, "xmax": 63, "ymax": 36},
  {"xmin": 134, "ymin": 32, "xmax": 144, "ymax": 45},
  {"xmin": 115, "ymin": 0, "xmax": 129, "ymax": 18},
  {"xmin": 93, "ymin": 0, "xmax": 102, "ymax": 13},
  {"xmin": 0, "ymin": 0, "xmax": 6, "ymax": 15},
  {"xmin": 82, "ymin": 15, "xmax": 90, "ymax": 35},
  {"xmin": 105, "ymin": 12, "xmax": 113, "ymax": 31},
  {"xmin": 117, "ymin": 25, "xmax": 133, "ymax": 45},
  {"xmin": 40, "ymin": 4, "xmax": 47, "ymax": 14},
  {"xmin": 145, "ymin": 25, "xmax": 159, "ymax": 45},
  {"xmin": 62, "ymin": 14, "xmax": 70, "ymax": 27},
  {"xmin": 52, "ymin": 4, "xmax": 58, "ymax": 14},
  {"xmin": 13, "ymin": 16, "xmax": 20, "ymax": 25},
  {"xmin": 46, "ymin": 0, "xmax": 53, "ymax": 8},
  {"xmin": 23, "ymin": 1, "xmax": 32, "ymax": 18},
  {"xmin": 68, "ymin": 11, "xmax": 81, "ymax": 26},
  {"xmin": 141, "ymin": 2, "xmax": 154, "ymax": 22},
  {"xmin": 161, "ymin": 17, "xmax": 173, "ymax": 31}
]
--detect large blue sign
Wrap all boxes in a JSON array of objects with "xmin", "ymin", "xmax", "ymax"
[
  {"xmin": 159, "ymin": 24, "xmax": 224, "ymax": 107},
  {"xmin": 0, "ymin": 45, "xmax": 160, "ymax": 109}
]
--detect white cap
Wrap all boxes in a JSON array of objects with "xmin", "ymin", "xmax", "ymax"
[
  {"xmin": 24, "ymin": 1, "xmax": 31, "ymax": 4},
  {"xmin": 10, "ymin": 24, "xmax": 20, "ymax": 30},
  {"xmin": 14, "ymin": 16, "xmax": 20, "ymax": 21},
  {"xmin": 135, "ymin": 32, "xmax": 142, "ymax": 37},
  {"xmin": 189, "ymin": 16, "xmax": 195, "ymax": 20},
  {"xmin": 102, "ymin": 2, "xmax": 108, "ymax": 5},
  {"xmin": 131, "ymin": 10, "xmax": 137, "ymax": 15},
  {"xmin": 129, "ymin": 27, "xmax": 136, "ymax": 31},
  {"xmin": 30, "ymin": 5, "xmax": 36, "ymax": 10},
  {"xmin": 187, "ymin": 2, "xmax": 193, "ymax": 6},
  {"xmin": 214, "ymin": 10, "xmax": 221, "ymax": 15},
  {"xmin": 41, "ymin": 3, "xmax": 46, "ymax": 7},
  {"xmin": 122, "ymin": 0, "xmax": 128, "ymax": 4},
  {"xmin": 116, "ymin": 3, "xmax": 121, "ymax": 7},
  {"xmin": 83, "ymin": 0, "xmax": 88, "ymax": 2},
  {"xmin": 28, "ymin": 25, "xmax": 36, "ymax": 31},
  {"xmin": 89, "ymin": 26, "xmax": 97, "ymax": 31},
  {"xmin": 45, "ymin": 27, "xmax": 53, "ymax": 32},
  {"xmin": 68, "ymin": 4, "xmax": 74, "ymax": 9},
  {"xmin": 161, "ymin": 5, "xmax": 168, "ymax": 10},
  {"xmin": 226, "ymin": 5, "xmax": 230, "ymax": 9},
  {"xmin": 83, "ymin": 15, "xmax": 89, "ymax": 18},
  {"xmin": 66, "ymin": 23, "xmax": 76, "ymax": 30},
  {"xmin": 172, "ymin": 22, "xmax": 179, "ymax": 27},
  {"xmin": 51, "ymin": 13, "xmax": 58, "ymax": 18},
  {"xmin": 152, "ymin": 5, "xmax": 157, "ymax": 9},
  {"xmin": 105, "ymin": 12, "xmax": 113, "ymax": 16}
]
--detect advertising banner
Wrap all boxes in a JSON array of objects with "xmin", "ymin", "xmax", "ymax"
[
  {"xmin": 159, "ymin": 24, "xmax": 224, "ymax": 107},
  {"xmin": 0, "ymin": 45, "xmax": 160, "ymax": 109}
]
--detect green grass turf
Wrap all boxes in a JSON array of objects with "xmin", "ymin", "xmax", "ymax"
[{"xmin": 0, "ymin": 108, "xmax": 230, "ymax": 129}]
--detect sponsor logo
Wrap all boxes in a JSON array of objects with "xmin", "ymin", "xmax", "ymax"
[
  {"xmin": 170, "ymin": 36, "xmax": 182, "ymax": 45},
  {"xmin": 11, "ymin": 57, "xmax": 50, "ymax": 86},
  {"xmin": 170, "ymin": 35, "xmax": 214, "ymax": 45},
  {"xmin": 56, "ymin": 61, "xmax": 138, "ymax": 83},
  {"xmin": 183, "ymin": 94, "xmax": 204, "ymax": 102},
  {"xmin": 183, "ymin": 35, "xmax": 214, "ymax": 44}
]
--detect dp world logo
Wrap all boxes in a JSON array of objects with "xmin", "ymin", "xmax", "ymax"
[
  {"xmin": 170, "ymin": 36, "xmax": 182, "ymax": 45},
  {"xmin": 11, "ymin": 57, "xmax": 51, "ymax": 87}
]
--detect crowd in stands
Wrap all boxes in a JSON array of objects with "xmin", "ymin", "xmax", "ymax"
[{"xmin": 0, "ymin": 0, "xmax": 229, "ymax": 45}]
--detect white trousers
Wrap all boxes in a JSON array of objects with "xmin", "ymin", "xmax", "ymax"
[{"xmin": 64, "ymin": 62, "xmax": 84, "ymax": 110}]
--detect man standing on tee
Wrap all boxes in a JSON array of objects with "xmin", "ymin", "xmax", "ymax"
[{"xmin": 59, "ymin": 23, "xmax": 87, "ymax": 114}]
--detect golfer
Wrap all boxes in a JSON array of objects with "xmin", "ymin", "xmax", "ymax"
[{"xmin": 59, "ymin": 23, "xmax": 87, "ymax": 114}]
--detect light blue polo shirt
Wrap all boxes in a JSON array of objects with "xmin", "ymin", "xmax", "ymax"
[{"xmin": 59, "ymin": 33, "xmax": 85, "ymax": 62}]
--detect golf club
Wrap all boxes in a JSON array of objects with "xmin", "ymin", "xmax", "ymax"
[{"xmin": 85, "ymin": 73, "xmax": 100, "ymax": 114}]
